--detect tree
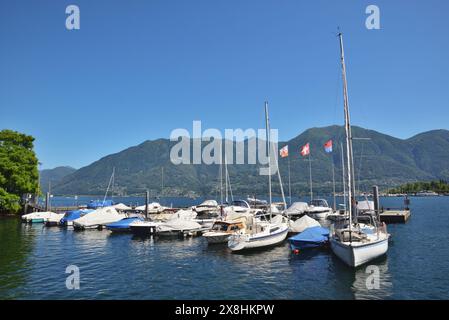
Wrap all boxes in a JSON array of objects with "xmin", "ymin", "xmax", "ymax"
[{"xmin": 0, "ymin": 130, "xmax": 39, "ymax": 213}]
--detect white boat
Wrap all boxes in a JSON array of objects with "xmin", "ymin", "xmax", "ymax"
[
  {"xmin": 330, "ymin": 220, "xmax": 389, "ymax": 267},
  {"xmin": 284, "ymin": 202, "xmax": 309, "ymax": 220},
  {"xmin": 194, "ymin": 200, "xmax": 219, "ymax": 215},
  {"xmin": 22, "ymin": 211, "xmax": 56, "ymax": 223},
  {"xmin": 289, "ymin": 215, "xmax": 321, "ymax": 233},
  {"xmin": 44, "ymin": 212, "xmax": 65, "ymax": 226},
  {"xmin": 135, "ymin": 202, "xmax": 166, "ymax": 213},
  {"xmin": 329, "ymin": 32, "xmax": 390, "ymax": 268},
  {"xmin": 304, "ymin": 199, "xmax": 333, "ymax": 220},
  {"xmin": 228, "ymin": 104, "xmax": 289, "ymax": 252},
  {"xmin": 113, "ymin": 203, "xmax": 132, "ymax": 211},
  {"xmin": 156, "ymin": 219, "xmax": 203, "ymax": 236},
  {"xmin": 228, "ymin": 217, "xmax": 289, "ymax": 251},
  {"xmin": 73, "ymin": 207, "xmax": 125, "ymax": 230}
]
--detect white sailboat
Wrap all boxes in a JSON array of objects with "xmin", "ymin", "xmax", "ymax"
[
  {"xmin": 329, "ymin": 32, "xmax": 389, "ymax": 267},
  {"xmin": 228, "ymin": 102, "xmax": 289, "ymax": 251}
]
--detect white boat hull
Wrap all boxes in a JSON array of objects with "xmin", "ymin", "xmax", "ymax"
[
  {"xmin": 330, "ymin": 237, "xmax": 389, "ymax": 267},
  {"xmin": 228, "ymin": 225, "xmax": 288, "ymax": 251}
]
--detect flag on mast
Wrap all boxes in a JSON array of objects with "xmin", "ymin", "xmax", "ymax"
[
  {"xmin": 280, "ymin": 145, "xmax": 289, "ymax": 158},
  {"xmin": 300, "ymin": 143, "xmax": 310, "ymax": 156},
  {"xmin": 324, "ymin": 140, "xmax": 333, "ymax": 153}
]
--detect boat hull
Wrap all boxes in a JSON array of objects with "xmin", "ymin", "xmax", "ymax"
[
  {"xmin": 203, "ymin": 234, "xmax": 230, "ymax": 244},
  {"xmin": 228, "ymin": 226, "xmax": 288, "ymax": 251},
  {"xmin": 330, "ymin": 237, "xmax": 389, "ymax": 267}
]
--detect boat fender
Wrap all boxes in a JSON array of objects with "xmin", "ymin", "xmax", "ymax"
[{"xmin": 293, "ymin": 249, "xmax": 300, "ymax": 255}]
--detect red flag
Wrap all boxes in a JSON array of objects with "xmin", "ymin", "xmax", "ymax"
[
  {"xmin": 300, "ymin": 143, "xmax": 310, "ymax": 156},
  {"xmin": 324, "ymin": 140, "xmax": 333, "ymax": 153},
  {"xmin": 279, "ymin": 145, "xmax": 289, "ymax": 158}
]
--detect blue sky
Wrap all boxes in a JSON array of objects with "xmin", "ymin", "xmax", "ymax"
[{"xmin": 1, "ymin": 0, "xmax": 448, "ymax": 169}]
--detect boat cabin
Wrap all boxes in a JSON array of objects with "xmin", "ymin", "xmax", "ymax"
[
  {"xmin": 310, "ymin": 199, "xmax": 330, "ymax": 208},
  {"xmin": 211, "ymin": 221, "xmax": 245, "ymax": 233}
]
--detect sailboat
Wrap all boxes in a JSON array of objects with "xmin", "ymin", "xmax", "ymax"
[
  {"xmin": 228, "ymin": 102, "xmax": 289, "ymax": 251},
  {"xmin": 329, "ymin": 32, "xmax": 389, "ymax": 267}
]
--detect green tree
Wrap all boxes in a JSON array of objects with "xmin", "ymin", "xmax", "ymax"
[{"xmin": 0, "ymin": 130, "xmax": 39, "ymax": 213}]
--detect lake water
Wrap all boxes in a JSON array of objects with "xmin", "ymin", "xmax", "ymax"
[{"xmin": 1, "ymin": 196, "xmax": 449, "ymax": 299}]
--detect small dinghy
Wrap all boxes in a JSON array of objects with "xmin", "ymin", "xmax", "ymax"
[
  {"xmin": 106, "ymin": 216, "xmax": 144, "ymax": 232},
  {"xmin": 288, "ymin": 226, "xmax": 329, "ymax": 251}
]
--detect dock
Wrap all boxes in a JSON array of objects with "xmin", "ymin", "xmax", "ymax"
[{"xmin": 379, "ymin": 209, "xmax": 411, "ymax": 223}]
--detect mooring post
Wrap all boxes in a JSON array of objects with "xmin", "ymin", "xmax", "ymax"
[
  {"xmin": 45, "ymin": 192, "xmax": 50, "ymax": 212},
  {"xmin": 145, "ymin": 190, "xmax": 149, "ymax": 219},
  {"xmin": 373, "ymin": 185, "xmax": 379, "ymax": 217}
]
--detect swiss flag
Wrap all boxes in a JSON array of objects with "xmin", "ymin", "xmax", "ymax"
[{"xmin": 300, "ymin": 143, "xmax": 310, "ymax": 156}]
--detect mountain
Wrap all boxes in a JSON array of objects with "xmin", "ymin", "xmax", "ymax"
[
  {"xmin": 51, "ymin": 126, "xmax": 449, "ymax": 196},
  {"xmin": 39, "ymin": 166, "xmax": 77, "ymax": 193}
]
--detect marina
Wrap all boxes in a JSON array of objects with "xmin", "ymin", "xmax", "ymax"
[{"xmin": 1, "ymin": 195, "xmax": 449, "ymax": 299}]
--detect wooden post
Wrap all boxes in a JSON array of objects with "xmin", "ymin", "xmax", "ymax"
[
  {"xmin": 45, "ymin": 192, "xmax": 50, "ymax": 212},
  {"xmin": 145, "ymin": 190, "xmax": 149, "ymax": 219},
  {"xmin": 373, "ymin": 185, "xmax": 379, "ymax": 218}
]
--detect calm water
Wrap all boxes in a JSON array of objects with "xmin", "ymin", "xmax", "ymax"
[{"xmin": 1, "ymin": 196, "xmax": 449, "ymax": 300}]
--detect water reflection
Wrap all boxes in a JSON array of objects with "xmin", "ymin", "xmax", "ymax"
[{"xmin": 351, "ymin": 255, "xmax": 392, "ymax": 300}]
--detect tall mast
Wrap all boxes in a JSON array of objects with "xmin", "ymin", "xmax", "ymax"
[
  {"xmin": 219, "ymin": 154, "xmax": 223, "ymax": 204},
  {"xmin": 340, "ymin": 142, "xmax": 347, "ymax": 212},
  {"xmin": 265, "ymin": 101, "xmax": 272, "ymax": 218},
  {"xmin": 308, "ymin": 154, "xmax": 313, "ymax": 202},
  {"xmin": 338, "ymin": 32, "xmax": 356, "ymax": 227},
  {"xmin": 224, "ymin": 153, "xmax": 228, "ymax": 203}
]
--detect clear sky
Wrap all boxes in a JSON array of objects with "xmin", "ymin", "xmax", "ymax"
[{"xmin": 1, "ymin": 0, "xmax": 448, "ymax": 169}]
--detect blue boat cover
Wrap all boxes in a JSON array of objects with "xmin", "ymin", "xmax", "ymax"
[
  {"xmin": 87, "ymin": 200, "xmax": 114, "ymax": 209},
  {"xmin": 60, "ymin": 209, "xmax": 95, "ymax": 223},
  {"xmin": 289, "ymin": 226, "xmax": 330, "ymax": 243},
  {"xmin": 106, "ymin": 217, "xmax": 143, "ymax": 230}
]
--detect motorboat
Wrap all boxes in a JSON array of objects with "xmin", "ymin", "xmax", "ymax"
[
  {"xmin": 22, "ymin": 211, "xmax": 56, "ymax": 223},
  {"xmin": 288, "ymin": 215, "xmax": 321, "ymax": 233},
  {"xmin": 44, "ymin": 212, "xmax": 65, "ymax": 226},
  {"xmin": 284, "ymin": 202, "xmax": 309, "ymax": 221},
  {"xmin": 288, "ymin": 226, "xmax": 329, "ymax": 251},
  {"xmin": 106, "ymin": 216, "xmax": 144, "ymax": 232},
  {"xmin": 73, "ymin": 207, "xmax": 125, "ymax": 230},
  {"xmin": 129, "ymin": 220, "xmax": 161, "ymax": 236},
  {"xmin": 60, "ymin": 209, "xmax": 95, "ymax": 227},
  {"xmin": 156, "ymin": 219, "xmax": 203, "ymax": 237},
  {"xmin": 304, "ymin": 199, "xmax": 333, "ymax": 220},
  {"xmin": 194, "ymin": 200, "xmax": 219, "ymax": 215},
  {"xmin": 135, "ymin": 202, "xmax": 166, "ymax": 213},
  {"xmin": 246, "ymin": 197, "xmax": 267, "ymax": 207},
  {"xmin": 113, "ymin": 203, "xmax": 132, "ymax": 211},
  {"xmin": 87, "ymin": 199, "xmax": 114, "ymax": 209}
]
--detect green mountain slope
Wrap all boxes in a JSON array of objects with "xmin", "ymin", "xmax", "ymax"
[{"xmin": 52, "ymin": 126, "xmax": 449, "ymax": 196}]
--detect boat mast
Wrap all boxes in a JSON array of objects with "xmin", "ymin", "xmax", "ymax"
[
  {"xmin": 340, "ymin": 142, "xmax": 347, "ymax": 212},
  {"xmin": 265, "ymin": 101, "xmax": 272, "ymax": 218},
  {"xmin": 219, "ymin": 155, "xmax": 223, "ymax": 205},
  {"xmin": 308, "ymin": 154, "xmax": 313, "ymax": 202},
  {"xmin": 338, "ymin": 32, "xmax": 356, "ymax": 227},
  {"xmin": 224, "ymin": 153, "xmax": 228, "ymax": 203}
]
